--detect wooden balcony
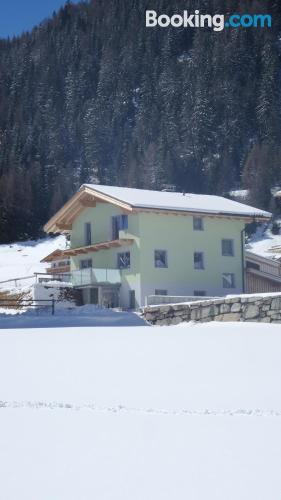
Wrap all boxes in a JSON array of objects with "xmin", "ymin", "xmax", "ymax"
[
  {"xmin": 46, "ymin": 266, "xmax": 71, "ymax": 275},
  {"xmin": 41, "ymin": 239, "xmax": 134, "ymax": 263}
]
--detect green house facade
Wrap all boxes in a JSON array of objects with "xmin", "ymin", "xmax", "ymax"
[{"xmin": 43, "ymin": 184, "xmax": 271, "ymax": 308}]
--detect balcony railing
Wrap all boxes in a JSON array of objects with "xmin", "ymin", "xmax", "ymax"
[
  {"xmin": 37, "ymin": 268, "xmax": 121, "ymax": 287},
  {"xmin": 46, "ymin": 266, "xmax": 71, "ymax": 275},
  {"xmin": 71, "ymin": 268, "xmax": 121, "ymax": 287}
]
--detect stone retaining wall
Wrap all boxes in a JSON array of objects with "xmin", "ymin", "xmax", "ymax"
[{"xmin": 141, "ymin": 294, "xmax": 281, "ymax": 326}]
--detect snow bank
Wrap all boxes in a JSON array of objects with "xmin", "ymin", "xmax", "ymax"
[{"xmin": 0, "ymin": 305, "xmax": 147, "ymax": 328}]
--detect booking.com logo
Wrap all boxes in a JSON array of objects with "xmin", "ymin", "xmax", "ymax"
[{"xmin": 146, "ymin": 10, "xmax": 272, "ymax": 31}]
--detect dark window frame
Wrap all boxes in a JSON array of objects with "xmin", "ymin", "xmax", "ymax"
[
  {"xmin": 117, "ymin": 251, "xmax": 131, "ymax": 269},
  {"xmin": 85, "ymin": 222, "xmax": 92, "ymax": 246},
  {"xmin": 194, "ymin": 251, "xmax": 205, "ymax": 270},
  {"xmin": 222, "ymin": 273, "xmax": 236, "ymax": 289},
  {"xmin": 80, "ymin": 259, "xmax": 93, "ymax": 270},
  {"xmin": 154, "ymin": 250, "xmax": 168, "ymax": 268},
  {"xmin": 155, "ymin": 289, "xmax": 168, "ymax": 296},
  {"xmin": 112, "ymin": 215, "xmax": 128, "ymax": 240},
  {"xmin": 193, "ymin": 217, "xmax": 204, "ymax": 231},
  {"xmin": 246, "ymin": 261, "xmax": 260, "ymax": 271},
  {"xmin": 222, "ymin": 239, "xmax": 234, "ymax": 257}
]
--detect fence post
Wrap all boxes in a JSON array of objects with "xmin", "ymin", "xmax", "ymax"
[{"xmin": 51, "ymin": 298, "xmax": 55, "ymax": 316}]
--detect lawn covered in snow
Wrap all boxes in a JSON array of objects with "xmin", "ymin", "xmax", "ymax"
[
  {"xmin": 1, "ymin": 322, "xmax": 281, "ymax": 499},
  {"xmin": 0, "ymin": 305, "xmax": 146, "ymax": 328},
  {"xmin": 0, "ymin": 235, "xmax": 66, "ymax": 285}
]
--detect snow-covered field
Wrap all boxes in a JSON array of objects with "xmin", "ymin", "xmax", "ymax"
[
  {"xmin": 0, "ymin": 304, "xmax": 146, "ymax": 328},
  {"xmin": 0, "ymin": 235, "xmax": 66, "ymax": 286},
  {"xmin": 1, "ymin": 322, "xmax": 281, "ymax": 499},
  {"xmin": 1, "ymin": 229, "xmax": 281, "ymax": 498}
]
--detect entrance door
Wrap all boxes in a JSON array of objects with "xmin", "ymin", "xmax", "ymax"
[
  {"xmin": 90, "ymin": 288, "xmax": 99, "ymax": 305},
  {"xmin": 101, "ymin": 288, "xmax": 119, "ymax": 308},
  {"xmin": 129, "ymin": 290, "xmax": 136, "ymax": 310}
]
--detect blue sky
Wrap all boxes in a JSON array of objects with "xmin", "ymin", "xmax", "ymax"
[{"xmin": 0, "ymin": 0, "xmax": 80, "ymax": 38}]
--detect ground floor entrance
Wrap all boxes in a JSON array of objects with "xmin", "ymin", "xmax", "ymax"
[{"xmin": 81, "ymin": 285, "xmax": 120, "ymax": 308}]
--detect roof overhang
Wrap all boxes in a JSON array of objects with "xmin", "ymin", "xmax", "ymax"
[
  {"xmin": 44, "ymin": 185, "xmax": 133, "ymax": 234},
  {"xmin": 246, "ymin": 250, "xmax": 281, "ymax": 265},
  {"xmin": 131, "ymin": 206, "xmax": 271, "ymax": 222},
  {"xmin": 41, "ymin": 249, "xmax": 65, "ymax": 263}
]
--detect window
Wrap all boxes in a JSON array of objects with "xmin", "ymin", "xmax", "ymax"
[
  {"xmin": 112, "ymin": 215, "xmax": 128, "ymax": 240},
  {"xmin": 222, "ymin": 273, "xmax": 235, "ymax": 289},
  {"xmin": 246, "ymin": 261, "xmax": 260, "ymax": 271},
  {"xmin": 222, "ymin": 239, "xmax": 234, "ymax": 256},
  {"xmin": 80, "ymin": 259, "xmax": 92, "ymax": 270},
  {"xmin": 118, "ymin": 252, "xmax": 130, "ymax": 269},
  {"xmin": 194, "ymin": 291, "xmax": 206, "ymax": 297},
  {"xmin": 58, "ymin": 260, "xmax": 70, "ymax": 268},
  {"xmin": 154, "ymin": 250, "xmax": 168, "ymax": 268},
  {"xmin": 85, "ymin": 222, "xmax": 92, "ymax": 246},
  {"xmin": 193, "ymin": 217, "xmax": 204, "ymax": 231},
  {"xmin": 194, "ymin": 252, "xmax": 204, "ymax": 270},
  {"xmin": 155, "ymin": 290, "xmax": 168, "ymax": 296}
]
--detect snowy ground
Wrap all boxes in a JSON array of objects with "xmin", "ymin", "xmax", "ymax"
[
  {"xmin": 0, "ymin": 235, "xmax": 66, "ymax": 287},
  {"xmin": 1, "ymin": 322, "xmax": 281, "ymax": 499},
  {"xmin": 0, "ymin": 305, "xmax": 146, "ymax": 328}
]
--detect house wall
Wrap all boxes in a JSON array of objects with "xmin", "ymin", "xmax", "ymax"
[
  {"xmin": 245, "ymin": 252, "xmax": 281, "ymax": 293},
  {"xmin": 69, "ymin": 201, "xmax": 245, "ymax": 308},
  {"xmin": 138, "ymin": 212, "xmax": 245, "ymax": 305},
  {"xmin": 246, "ymin": 272, "xmax": 281, "ymax": 293},
  {"xmin": 70, "ymin": 202, "xmax": 141, "ymax": 308}
]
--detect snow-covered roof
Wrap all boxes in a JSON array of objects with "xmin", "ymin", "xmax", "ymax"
[
  {"xmin": 84, "ymin": 184, "xmax": 271, "ymax": 219},
  {"xmin": 246, "ymin": 223, "xmax": 281, "ymax": 260}
]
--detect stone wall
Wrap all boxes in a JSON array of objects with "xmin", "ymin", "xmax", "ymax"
[{"xmin": 141, "ymin": 294, "xmax": 281, "ymax": 326}]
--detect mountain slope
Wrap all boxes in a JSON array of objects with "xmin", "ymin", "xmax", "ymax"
[{"xmin": 0, "ymin": 0, "xmax": 280, "ymax": 242}]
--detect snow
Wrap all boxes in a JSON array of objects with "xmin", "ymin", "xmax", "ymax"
[
  {"xmin": 0, "ymin": 235, "xmax": 67, "ymax": 287},
  {"xmin": 177, "ymin": 52, "xmax": 192, "ymax": 63},
  {"xmin": 146, "ymin": 291, "xmax": 281, "ymax": 309},
  {"xmin": 0, "ymin": 322, "xmax": 281, "ymax": 499},
  {"xmin": 0, "ymin": 305, "xmax": 147, "ymax": 328},
  {"xmin": 229, "ymin": 189, "xmax": 249, "ymax": 199},
  {"xmin": 84, "ymin": 184, "xmax": 271, "ymax": 218},
  {"xmin": 246, "ymin": 223, "xmax": 281, "ymax": 259}
]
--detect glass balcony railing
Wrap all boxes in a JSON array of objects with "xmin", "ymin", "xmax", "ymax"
[{"xmin": 71, "ymin": 268, "xmax": 121, "ymax": 287}]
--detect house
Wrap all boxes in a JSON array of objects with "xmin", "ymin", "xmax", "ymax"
[
  {"xmin": 41, "ymin": 250, "xmax": 71, "ymax": 278},
  {"xmin": 42, "ymin": 184, "xmax": 271, "ymax": 309},
  {"xmin": 246, "ymin": 250, "xmax": 281, "ymax": 293}
]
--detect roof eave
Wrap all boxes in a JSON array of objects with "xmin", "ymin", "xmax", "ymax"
[
  {"xmin": 44, "ymin": 185, "xmax": 133, "ymax": 234},
  {"xmin": 132, "ymin": 205, "xmax": 271, "ymax": 221}
]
